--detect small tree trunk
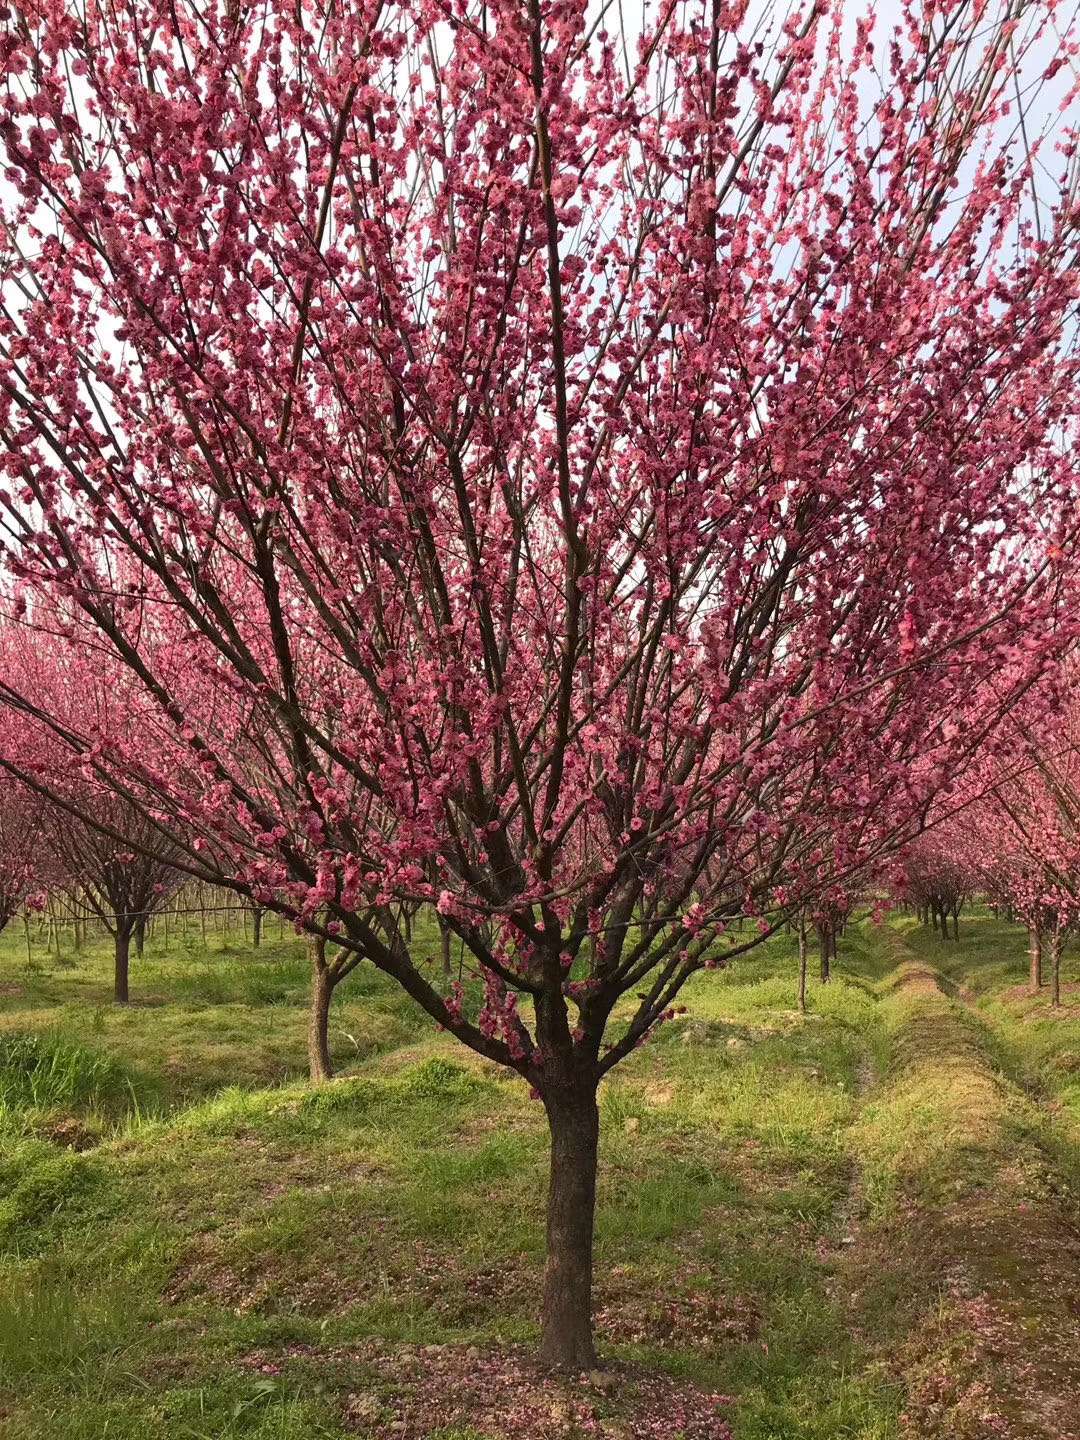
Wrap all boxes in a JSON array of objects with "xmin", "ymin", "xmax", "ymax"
[
  {"xmin": 1051, "ymin": 928, "xmax": 1062, "ymax": 1009},
  {"xmin": 252, "ymin": 906, "xmax": 263, "ymax": 949},
  {"xmin": 952, "ymin": 909, "xmax": 960, "ymax": 941},
  {"xmin": 539, "ymin": 1083, "xmax": 600, "ymax": 1370},
  {"xmin": 1029, "ymin": 926, "xmax": 1043, "ymax": 991},
  {"xmin": 798, "ymin": 915, "xmax": 808, "ymax": 1013},
  {"xmin": 115, "ymin": 927, "xmax": 131, "ymax": 1004},
  {"xmin": 308, "ymin": 942, "xmax": 335, "ymax": 1082}
]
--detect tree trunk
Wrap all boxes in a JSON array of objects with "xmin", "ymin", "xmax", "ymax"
[
  {"xmin": 1029, "ymin": 926, "xmax": 1042, "ymax": 991},
  {"xmin": 115, "ymin": 927, "xmax": 131, "ymax": 1004},
  {"xmin": 252, "ymin": 906, "xmax": 263, "ymax": 949},
  {"xmin": 1051, "ymin": 928, "xmax": 1062, "ymax": 1009},
  {"xmin": 134, "ymin": 914, "xmax": 146, "ymax": 958},
  {"xmin": 308, "ymin": 944, "xmax": 334, "ymax": 1082},
  {"xmin": 798, "ymin": 915, "xmax": 808, "ymax": 1013},
  {"xmin": 952, "ymin": 909, "xmax": 959, "ymax": 941},
  {"xmin": 539, "ymin": 1084, "xmax": 600, "ymax": 1370}
]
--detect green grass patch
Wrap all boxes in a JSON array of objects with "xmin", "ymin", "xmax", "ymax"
[{"xmin": 2, "ymin": 911, "xmax": 1077, "ymax": 1437}]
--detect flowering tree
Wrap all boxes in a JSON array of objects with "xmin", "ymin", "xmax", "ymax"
[
  {"xmin": 0, "ymin": 627, "xmax": 186, "ymax": 998},
  {"xmin": 812, "ymin": 890, "xmax": 853, "ymax": 982},
  {"xmin": 48, "ymin": 799, "xmax": 182, "ymax": 1002},
  {"xmin": 0, "ymin": 779, "xmax": 47, "ymax": 931},
  {"xmin": 0, "ymin": 0, "xmax": 1078, "ymax": 1366},
  {"xmin": 964, "ymin": 706, "xmax": 1080, "ymax": 1006},
  {"xmin": 901, "ymin": 836, "xmax": 976, "ymax": 940}
]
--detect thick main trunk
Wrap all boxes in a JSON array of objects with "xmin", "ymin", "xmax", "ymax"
[
  {"xmin": 539, "ymin": 1085, "xmax": 600, "ymax": 1370},
  {"xmin": 1029, "ymin": 926, "xmax": 1042, "ymax": 991},
  {"xmin": 308, "ymin": 949, "xmax": 334, "ymax": 1082},
  {"xmin": 114, "ymin": 928, "xmax": 131, "ymax": 1004},
  {"xmin": 252, "ymin": 907, "xmax": 263, "ymax": 949}
]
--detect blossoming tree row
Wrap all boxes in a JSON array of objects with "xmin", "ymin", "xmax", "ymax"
[{"xmin": 0, "ymin": 0, "xmax": 1078, "ymax": 1366}]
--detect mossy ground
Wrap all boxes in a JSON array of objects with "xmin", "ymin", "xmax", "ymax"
[{"xmin": 0, "ymin": 908, "xmax": 1077, "ymax": 1438}]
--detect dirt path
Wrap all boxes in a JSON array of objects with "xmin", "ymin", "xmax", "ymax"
[{"xmin": 855, "ymin": 931, "xmax": 1080, "ymax": 1439}]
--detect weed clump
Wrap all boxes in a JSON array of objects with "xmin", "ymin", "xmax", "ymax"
[
  {"xmin": 0, "ymin": 1138, "xmax": 102, "ymax": 1249},
  {"xmin": 0, "ymin": 1031, "xmax": 145, "ymax": 1124}
]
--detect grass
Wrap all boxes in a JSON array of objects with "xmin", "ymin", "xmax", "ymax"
[{"xmin": 0, "ymin": 908, "xmax": 1077, "ymax": 1437}]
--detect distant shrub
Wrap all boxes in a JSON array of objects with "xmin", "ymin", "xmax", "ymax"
[{"xmin": 398, "ymin": 1057, "xmax": 487, "ymax": 1101}]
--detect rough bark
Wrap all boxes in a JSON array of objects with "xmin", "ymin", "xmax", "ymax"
[
  {"xmin": 539, "ymin": 1083, "xmax": 600, "ymax": 1369},
  {"xmin": 114, "ymin": 926, "xmax": 131, "ymax": 1004},
  {"xmin": 1029, "ymin": 926, "xmax": 1042, "ymax": 991},
  {"xmin": 308, "ymin": 942, "xmax": 335, "ymax": 1082}
]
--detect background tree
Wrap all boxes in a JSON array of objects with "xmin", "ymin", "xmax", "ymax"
[
  {"xmin": 813, "ymin": 892, "xmax": 853, "ymax": 983},
  {"xmin": 902, "ymin": 838, "xmax": 976, "ymax": 941},
  {"xmin": 0, "ymin": 0, "xmax": 1078, "ymax": 1367},
  {"xmin": 50, "ymin": 804, "xmax": 181, "ymax": 1003},
  {"xmin": 0, "ymin": 780, "xmax": 48, "ymax": 933}
]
